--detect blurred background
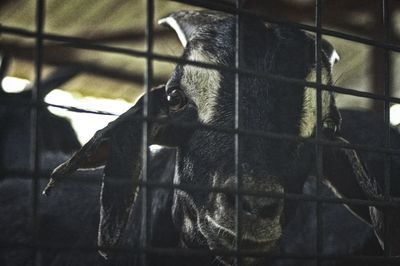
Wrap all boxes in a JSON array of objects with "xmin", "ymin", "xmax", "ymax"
[{"xmin": 1, "ymin": 0, "xmax": 400, "ymax": 143}]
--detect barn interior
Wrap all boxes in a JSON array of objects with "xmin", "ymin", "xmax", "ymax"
[
  {"xmin": 1, "ymin": 0, "xmax": 400, "ymax": 142},
  {"xmin": 1, "ymin": 1, "xmax": 400, "ymax": 265}
]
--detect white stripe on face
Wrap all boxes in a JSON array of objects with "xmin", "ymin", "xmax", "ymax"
[{"xmin": 181, "ymin": 48, "xmax": 222, "ymax": 124}]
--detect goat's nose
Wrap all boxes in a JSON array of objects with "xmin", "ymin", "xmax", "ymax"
[
  {"xmin": 226, "ymin": 194, "xmax": 281, "ymax": 219},
  {"xmin": 223, "ymin": 174, "xmax": 283, "ymax": 219},
  {"xmin": 242, "ymin": 196, "xmax": 280, "ymax": 219}
]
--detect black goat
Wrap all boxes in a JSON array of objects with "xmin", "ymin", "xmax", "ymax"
[
  {"xmin": 0, "ymin": 68, "xmax": 80, "ymax": 175},
  {"xmin": 42, "ymin": 10, "xmax": 399, "ymax": 266}
]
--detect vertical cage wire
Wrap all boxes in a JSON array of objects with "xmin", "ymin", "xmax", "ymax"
[
  {"xmin": 141, "ymin": 0, "xmax": 155, "ymax": 264},
  {"xmin": 234, "ymin": 1, "xmax": 243, "ymax": 265},
  {"xmin": 32, "ymin": 0, "xmax": 45, "ymax": 265},
  {"xmin": 314, "ymin": 0, "xmax": 324, "ymax": 265},
  {"xmin": 382, "ymin": 0, "xmax": 392, "ymax": 262}
]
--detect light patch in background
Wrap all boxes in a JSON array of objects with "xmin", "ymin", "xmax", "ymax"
[
  {"xmin": 45, "ymin": 89, "xmax": 132, "ymax": 144},
  {"xmin": 390, "ymin": 104, "xmax": 400, "ymax": 126},
  {"xmin": 149, "ymin": 144, "xmax": 164, "ymax": 153},
  {"xmin": 1, "ymin": 76, "xmax": 30, "ymax": 93}
]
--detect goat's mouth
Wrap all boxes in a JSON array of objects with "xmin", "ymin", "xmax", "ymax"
[{"xmin": 198, "ymin": 214, "xmax": 279, "ymax": 265}]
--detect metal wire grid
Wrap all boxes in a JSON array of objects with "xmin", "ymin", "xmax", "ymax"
[{"xmin": 0, "ymin": 0, "xmax": 399, "ymax": 265}]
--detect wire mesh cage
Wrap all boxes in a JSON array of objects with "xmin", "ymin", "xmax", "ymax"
[{"xmin": 1, "ymin": 0, "xmax": 400, "ymax": 266}]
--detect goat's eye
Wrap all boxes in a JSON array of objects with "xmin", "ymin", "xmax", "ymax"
[
  {"xmin": 167, "ymin": 89, "xmax": 187, "ymax": 112},
  {"xmin": 322, "ymin": 118, "xmax": 338, "ymax": 138}
]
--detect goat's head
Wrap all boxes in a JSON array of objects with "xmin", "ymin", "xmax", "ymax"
[
  {"xmin": 43, "ymin": 10, "xmax": 353, "ymax": 266},
  {"xmin": 157, "ymin": 11, "xmax": 341, "ymax": 263}
]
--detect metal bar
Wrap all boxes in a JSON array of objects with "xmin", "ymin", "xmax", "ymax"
[
  {"xmin": 315, "ymin": 1, "xmax": 323, "ymax": 265},
  {"xmin": 141, "ymin": 0, "xmax": 154, "ymax": 265},
  {"xmin": 383, "ymin": 0, "xmax": 392, "ymax": 261},
  {"xmin": 2, "ymin": 171, "xmax": 400, "ymax": 208},
  {"xmin": 4, "ymin": 96, "xmax": 400, "ymax": 157},
  {"xmin": 3, "ymin": 8, "xmax": 400, "ymax": 52},
  {"xmin": 2, "ymin": 242, "xmax": 400, "ymax": 262},
  {"xmin": 3, "ymin": 95, "xmax": 400, "ymax": 159},
  {"xmin": 31, "ymin": 0, "xmax": 45, "ymax": 265},
  {"xmin": 0, "ymin": 54, "xmax": 10, "ymax": 82},
  {"xmin": 234, "ymin": 1, "xmax": 243, "ymax": 265},
  {"xmin": 0, "ymin": 43, "xmax": 161, "ymax": 84}
]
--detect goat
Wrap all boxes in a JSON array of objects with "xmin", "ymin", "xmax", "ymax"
[
  {"xmin": 0, "ymin": 67, "xmax": 81, "ymax": 175},
  {"xmin": 42, "ymin": 10, "xmax": 400, "ymax": 266},
  {"xmin": 0, "ymin": 67, "xmax": 89, "ymax": 265}
]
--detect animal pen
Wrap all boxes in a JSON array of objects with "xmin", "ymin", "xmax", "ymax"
[{"xmin": 1, "ymin": 0, "xmax": 400, "ymax": 266}]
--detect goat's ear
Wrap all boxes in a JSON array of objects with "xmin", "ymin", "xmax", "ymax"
[
  {"xmin": 158, "ymin": 10, "xmax": 225, "ymax": 47},
  {"xmin": 42, "ymin": 85, "xmax": 168, "ymax": 196},
  {"xmin": 98, "ymin": 117, "xmax": 143, "ymax": 257},
  {"xmin": 42, "ymin": 85, "xmax": 173, "ymax": 258},
  {"xmin": 323, "ymin": 136, "xmax": 400, "ymax": 255},
  {"xmin": 42, "ymin": 128, "xmax": 111, "ymax": 196},
  {"xmin": 322, "ymin": 136, "xmax": 379, "ymax": 224},
  {"xmin": 97, "ymin": 86, "xmax": 172, "ymax": 256},
  {"xmin": 308, "ymin": 34, "xmax": 340, "ymax": 67}
]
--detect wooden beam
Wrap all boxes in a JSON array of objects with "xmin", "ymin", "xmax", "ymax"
[{"xmin": 0, "ymin": 42, "xmax": 167, "ymax": 85}]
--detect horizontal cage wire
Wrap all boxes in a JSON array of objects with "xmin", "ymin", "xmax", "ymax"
[{"xmin": 0, "ymin": 0, "xmax": 399, "ymax": 265}]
